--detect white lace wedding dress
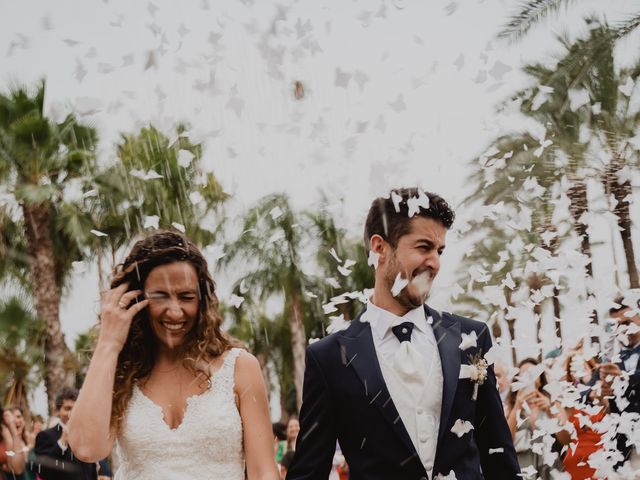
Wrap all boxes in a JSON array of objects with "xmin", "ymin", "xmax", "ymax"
[{"xmin": 113, "ymin": 348, "xmax": 245, "ymax": 479}]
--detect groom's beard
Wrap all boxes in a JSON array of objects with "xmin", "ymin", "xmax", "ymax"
[{"xmin": 384, "ymin": 251, "xmax": 433, "ymax": 310}]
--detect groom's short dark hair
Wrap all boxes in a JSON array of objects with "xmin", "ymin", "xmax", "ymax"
[{"xmin": 364, "ymin": 187, "xmax": 455, "ymax": 253}]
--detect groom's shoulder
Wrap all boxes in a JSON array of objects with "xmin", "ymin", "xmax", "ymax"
[
  {"xmin": 438, "ymin": 309, "xmax": 491, "ymax": 337},
  {"xmin": 307, "ymin": 318, "xmax": 365, "ymax": 356}
]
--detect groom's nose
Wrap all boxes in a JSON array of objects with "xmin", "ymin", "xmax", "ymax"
[{"xmin": 424, "ymin": 251, "xmax": 440, "ymax": 276}]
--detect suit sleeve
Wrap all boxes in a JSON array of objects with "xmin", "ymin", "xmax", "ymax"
[
  {"xmin": 32, "ymin": 429, "xmax": 79, "ymax": 480},
  {"xmin": 286, "ymin": 346, "xmax": 337, "ymax": 480},
  {"xmin": 34, "ymin": 429, "xmax": 71, "ymax": 461},
  {"xmin": 474, "ymin": 330, "xmax": 521, "ymax": 479}
]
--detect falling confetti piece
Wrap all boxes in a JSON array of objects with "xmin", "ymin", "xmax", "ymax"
[
  {"xmin": 177, "ymin": 150, "xmax": 195, "ymax": 168},
  {"xmin": 390, "ymin": 273, "xmax": 408, "ymax": 297},
  {"xmin": 269, "ymin": 206, "xmax": 284, "ymax": 220},
  {"xmin": 229, "ymin": 294, "xmax": 244, "ymax": 308},
  {"xmin": 459, "ymin": 331, "xmax": 478, "ymax": 350},
  {"xmin": 143, "ymin": 215, "xmax": 160, "ymax": 229},
  {"xmin": 450, "ymin": 419, "xmax": 474, "ymax": 438}
]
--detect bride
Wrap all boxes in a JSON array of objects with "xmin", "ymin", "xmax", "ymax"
[{"xmin": 68, "ymin": 231, "xmax": 279, "ymax": 479}]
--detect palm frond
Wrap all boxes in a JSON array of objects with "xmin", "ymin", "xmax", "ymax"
[
  {"xmin": 614, "ymin": 12, "xmax": 640, "ymax": 39},
  {"xmin": 498, "ymin": 0, "xmax": 574, "ymax": 41}
]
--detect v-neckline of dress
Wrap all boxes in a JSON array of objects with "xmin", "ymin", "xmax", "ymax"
[{"xmin": 135, "ymin": 352, "xmax": 232, "ymax": 432}]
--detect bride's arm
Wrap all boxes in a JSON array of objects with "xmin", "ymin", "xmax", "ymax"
[
  {"xmin": 68, "ymin": 283, "xmax": 148, "ymax": 462},
  {"xmin": 235, "ymin": 350, "xmax": 280, "ymax": 480}
]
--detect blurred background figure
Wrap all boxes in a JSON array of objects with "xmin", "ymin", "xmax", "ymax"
[
  {"xmin": 273, "ymin": 422, "xmax": 287, "ymax": 464},
  {"xmin": 595, "ymin": 295, "xmax": 640, "ymax": 471},
  {"xmin": 1, "ymin": 404, "xmax": 27, "ymax": 479},
  {"xmin": 285, "ymin": 416, "xmax": 300, "ymax": 454},
  {"xmin": 494, "ymin": 362, "xmax": 512, "ymax": 406},
  {"xmin": 279, "ymin": 451, "xmax": 295, "ymax": 479},
  {"xmin": 556, "ymin": 347, "xmax": 606, "ymax": 479},
  {"xmin": 32, "ymin": 387, "xmax": 98, "ymax": 480},
  {"xmin": 505, "ymin": 358, "xmax": 553, "ymax": 479}
]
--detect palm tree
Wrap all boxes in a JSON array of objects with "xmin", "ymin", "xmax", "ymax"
[
  {"xmin": 0, "ymin": 296, "xmax": 44, "ymax": 418},
  {"xmin": 222, "ymin": 193, "xmax": 320, "ymax": 412},
  {"xmin": 225, "ymin": 301, "xmax": 297, "ymax": 419},
  {"xmin": 532, "ymin": 23, "xmax": 640, "ymax": 289},
  {"xmin": 88, "ymin": 124, "xmax": 228, "ymax": 288},
  {"xmin": 499, "ymin": 0, "xmax": 640, "ymax": 42},
  {"xmin": 0, "ymin": 80, "xmax": 98, "ymax": 412},
  {"xmin": 454, "ymin": 219, "xmax": 523, "ymax": 364},
  {"xmin": 306, "ymin": 203, "xmax": 374, "ymax": 322}
]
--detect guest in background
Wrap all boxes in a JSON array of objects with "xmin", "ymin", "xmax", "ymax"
[
  {"xmin": 285, "ymin": 416, "xmax": 300, "ymax": 453},
  {"xmin": 596, "ymin": 295, "xmax": 640, "ymax": 470},
  {"xmin": 556, "ymin": 349, "xmax": 606, "ymax": 479},
  {"xmin": 33, "ymin": 387, "xmax": 98, "ymax": 480},
  {"xmin": 273, "ymin": 422, "xmax": 287, "ymax": 464},
  {"xmin": 1, "ymin": 405, "xmax": 26, "ymax": 478},
  {"xmin": 494, "ymin": 362, "xmax": 512, "ymax": 405},
  {"xmin": 5, "ymin": 406, "xmax": 29, "ymax": 480},
  {"xmin": 505, "ymin": 358, "xmax": 553, "ymax": 479}
]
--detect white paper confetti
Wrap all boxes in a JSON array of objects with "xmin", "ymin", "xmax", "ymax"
[
  {"xmin": 143, "ymin": 215, "xmax": 160, "ymax": 229},
  {"xmin": 459, "ymin": 331, "xmax": 478, "ymax": 350},
  {"xmin": 450, "ymin": 419, "xmax": 474, "ymax": 438},
  {"xmin": 390, "ymin": 273, "xmax": 408, "ymax": 297}
]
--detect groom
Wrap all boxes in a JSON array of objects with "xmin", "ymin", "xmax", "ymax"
[{"xmin": 286, "ymin": 188, "xmax": 519, "ymax": 480}]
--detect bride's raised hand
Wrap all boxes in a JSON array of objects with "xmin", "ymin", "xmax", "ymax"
[{"xmin": 98, "ymin": 282, "xmax": 149, "ymax": 352}]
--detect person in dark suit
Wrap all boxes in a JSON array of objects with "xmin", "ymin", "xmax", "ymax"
[
  {"xmin": 597, "ymin": 295, "xmax": 640, "ymax": 469},
  {"xmin": 32, "ymin": 387, "xmax": 97, "ymax": 480},
  {"xmin": 286, "ymin": 188, "xmax": 520, "ymax": 480}
]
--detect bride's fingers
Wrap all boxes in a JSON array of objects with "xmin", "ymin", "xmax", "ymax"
[
  {"xmin": 127, "ymin": 298, "xmax": 150, "ymax": 317},
  {"xmin": 117, "ymin": 290, "xmax": 143, "ymax": 309},
  {"xmin": 104, "ymin": 282, "xmax": 130, "ymax": 304}
]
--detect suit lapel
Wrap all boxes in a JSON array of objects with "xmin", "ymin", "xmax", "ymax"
[
  {"xmin": 337, "ymin": 311, "xmax": 421, "ymax": 464},
  {"xmin": 426, "ymin": 305, "xmax": 461, "ymax": 444}
]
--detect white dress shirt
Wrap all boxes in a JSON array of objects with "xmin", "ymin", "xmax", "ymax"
[
  {"xmin": 361, "ymin": 301, "xmax": 443, "ymax": 476},
  {"xmin": 363, "ymin": 301, "xmax": 438, "ymax": 372}
]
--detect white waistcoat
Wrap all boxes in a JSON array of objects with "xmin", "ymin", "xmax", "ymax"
[{"xmin": 378, "ymin": 345, "xmax": 444, "ymax": 477}]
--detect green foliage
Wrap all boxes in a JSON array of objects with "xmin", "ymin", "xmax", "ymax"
[
  {"xmin": 88, "ymin": 124, "xmax": 227, "ymax": 257},
  {"xmin": 0, "ymin": 80, "xmax": 100, "ymax": 291},
  {"xmin": 0, "ymin": 296, "xmax": 44, "ymax": 399}
]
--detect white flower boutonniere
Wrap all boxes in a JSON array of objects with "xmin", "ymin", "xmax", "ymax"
[{"xmin": 458, "ymin": 353, "xmax": 489, "ymax": 401}]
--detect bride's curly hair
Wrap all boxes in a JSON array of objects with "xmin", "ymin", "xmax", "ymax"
[{"xmin": 108, "ymin": 231, "xmax": 243, "ymax": 432}]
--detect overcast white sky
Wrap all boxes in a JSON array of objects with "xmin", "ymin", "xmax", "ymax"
[{"xmin": 2, "ymin": 0, "xmax": 640, "ymax": 415}]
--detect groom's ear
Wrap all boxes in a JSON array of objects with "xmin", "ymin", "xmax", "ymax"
[{"xmin": 369, "ymin": 234, "xmax": 387, "ymax": 262}]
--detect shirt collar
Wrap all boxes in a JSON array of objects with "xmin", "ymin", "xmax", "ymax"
[{"xmin": 364, "ymin": 300, "xmax": 432, "ymax": 341}]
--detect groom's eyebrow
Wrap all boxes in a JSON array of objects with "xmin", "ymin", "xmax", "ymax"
[{"xmin": 415, "ymin": 238, "xmax": 445, "ymax": 251}]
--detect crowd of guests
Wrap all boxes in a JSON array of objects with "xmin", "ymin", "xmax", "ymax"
[
  {"xmin": 493, "ymin": 296, "xmax": 640, "ymax": 479},
  {"xmin": 1, "ymin": 387, "xmax": 112, "ymax": 480},
  {"xmin": 2, "ymin": 295, "xmax": 639, "ymax": 480},
  {"xmin": 272, "ymin": 416, "xmax": 348, "ymax": 479}
]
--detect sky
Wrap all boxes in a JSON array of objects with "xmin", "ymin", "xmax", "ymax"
[{"xmin": 2, "ymin": 0, "xmax": 640, "ymax": 415}]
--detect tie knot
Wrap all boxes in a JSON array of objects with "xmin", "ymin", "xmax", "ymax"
[
  {"xmin": 392, "ymin": 322, "xmax": 414, "ymax": 343},
  {"xmin": 620, "ymin": 344, "xmax": 640, "ymax": 361}
]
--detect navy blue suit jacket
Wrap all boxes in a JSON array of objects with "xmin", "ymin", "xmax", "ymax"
[{"xmin": 286, "ymin": 305, "xmax": 520, "ymax": 480}]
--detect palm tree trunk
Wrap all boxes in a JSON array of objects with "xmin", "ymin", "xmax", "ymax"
[
  {"xmin": 337, "ymin": 302, "xmax": 352, "ymax": 321},
  {"xmin": 22, "ymin": 202, "xmax": 74, "ymax": 414},
  {"xmin": 552, "ymin": 287, "xmax": 562, "ymax": 340},
  {"xmin": 288, "ymin": 291, "xmax": 307, "ymax": 412},
  {"xmin": 607, "ymin": 159, "xmax": 639, "ymax": 288},
  {"xmin": 567, "ymin": 180, "xmax": 599, "ymax": 334},
  {"xmin": 255, "ymin": 351, "xmax": 272, "ymax": 406},
  {"xmin": 506, "ymin": 318, "xmax": 517, "ymax": 365},
  {"xmin": 526, "ymin": 273, "xmax": 543, "ymax": 362}
]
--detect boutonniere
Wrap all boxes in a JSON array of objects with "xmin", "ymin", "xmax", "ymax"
[{"xmin": 458, "ymin": 353, "xmax": 488, "ymax": 401}]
